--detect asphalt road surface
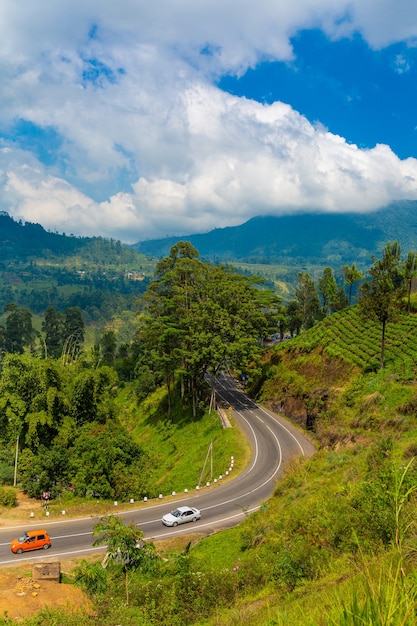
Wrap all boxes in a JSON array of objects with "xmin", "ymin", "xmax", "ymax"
[{"xmin": 0, "ymin": 374, "xmax": 315, "ymax": 566}]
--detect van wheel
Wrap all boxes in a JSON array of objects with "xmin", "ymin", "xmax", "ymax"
[
  {"xmin": 192, "ymin": 517, "xmax": 198, "ymax": 522},
  {"xmin": 173, "ymin": 522, "xmax": 178, "ymax": 527},
  {"xmin": 17, "ymin": 548, "xmax": 23, "ymax": 554},
  {"xmin": 43, "ymin": 543, "xmax": 50, "ymax": 549}
]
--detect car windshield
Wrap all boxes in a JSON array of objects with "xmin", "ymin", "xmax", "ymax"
[
  {"xmin": 18, "ymin": 533, "xmax": 28, "ymax": 542},
  {"xmin": 171, "ymin": 509, "xmax": 182, "ymax": 517}
]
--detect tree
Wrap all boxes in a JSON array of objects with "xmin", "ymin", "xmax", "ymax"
[
  {"xmin": 259, "ymin": 291, "xmax": 284, "ymax": 339},
  {"xmin": 285, "ymin": 300, "xmax": 302, "ymax": 337},
  {"xmin": 295, "ymin": 272, "xmax": 321, "ymax": 329},
  {"xmin": 317, "ymin": 267, "xmax": 338, "ymax": 317},
  {"xmin": 62, "ymin": 307, "xmax": 85, "ymax": 363},
  {"xmin": 93, "ymin": 515, "xmax": 158, "ymax": 605},
  {"xmin": 342, "ymin": 263, "xmax": 363, "ymax": 306},
  {"xmin": 0, "ymin": 325, "xmax": 7, "ymax": 358},
  {"xmin": 100, "ymin": 330, "xmax": 117, "ymax": 366},
  {"xmin": 139, "ymin": 244, "xmax": 268, "ymax": 418},
  {"xmin": 4, "ymin": 304, "xmax": 35, "ymax": 354},
  {"xmin": 19, "ymin": 442, "xmax": 70, "ymax": 498},
  {"xmin": 68, "ymin": 366, "xmax": 117, "ymax": 426},
  {"xmin": 69, "ymin": 418, "xmax": 149, "ymax": 499},
  {"xmin": 153, "ymin": 240, "xmax": 199, "ymax": 278},
  {"xmin": 359, "ymin": 241, "xmax": 405, "ymax": 369},
  {"xmin": 42, "ymin": 306, "xmax": 64, "ymax": 359},
  {"xmin": 402, "ymin": 251, "xmax": 417, "ymax": 313},
  {"xmin": 186, "ymin": 264, "xmax": 268, "ymax": 412}
]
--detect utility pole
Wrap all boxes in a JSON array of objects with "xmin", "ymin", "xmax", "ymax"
[
  {"xmin": 13, "ymin": 436, "xmax": 19, "ymax": 487},
  {"xmin": 198, "ymin": 440, "xmax": 213, "ymax": 487}
]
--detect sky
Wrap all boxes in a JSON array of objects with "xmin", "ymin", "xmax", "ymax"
[{"xmin": 1, "ymin": 1, "xmax": 417, "ymax": 244}]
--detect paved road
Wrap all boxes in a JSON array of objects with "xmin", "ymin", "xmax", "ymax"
[{"xmin": 0, "ymin": 374, "xmax": 315, "ymax": 566}]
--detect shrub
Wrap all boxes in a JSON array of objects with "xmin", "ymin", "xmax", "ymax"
[
  {"xmin": 0, "ymin": 487, "xmax": 17, "ymax": 507},
  {"xmin": 73, "ymin": 560, "xmax": 109, "ymax": 596}
]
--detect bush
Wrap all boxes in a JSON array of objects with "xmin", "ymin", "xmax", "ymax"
[
  {"xmin": 73, "ymin": 560, "xmax": 109, "ymax": 596},
  {"xmin": 0, "ymin": 487, "xmax": 17, "ymax": 507},
  {"xmin": 0, "ymin": 461, "xmax": 14, "ymax": 486}
]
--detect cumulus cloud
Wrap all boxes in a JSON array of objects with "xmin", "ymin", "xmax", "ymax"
[{"xmin": 1, "ymin": 1, "xmax": 417, "ymax": 242}]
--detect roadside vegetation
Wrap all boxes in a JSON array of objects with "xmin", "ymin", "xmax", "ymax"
[{"xmin": 1, "ymin": 239, "xmax": 417, "ymax": 623}]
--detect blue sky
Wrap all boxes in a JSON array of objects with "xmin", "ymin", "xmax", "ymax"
[
  {"xmin": 1, "ymin": 1, "xmax": 417, "ymax": 242},
  {"xmin": 220, "ymin": 30, "xmax": 417, "ymax": 160}
]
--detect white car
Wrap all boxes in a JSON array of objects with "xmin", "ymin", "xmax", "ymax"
[{"xmin": 162, "ymin": 505, "xmax": 201, "ymax": 527}]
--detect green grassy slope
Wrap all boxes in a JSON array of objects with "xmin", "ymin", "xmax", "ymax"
[
  {"xmin": 288, "ymin": 305, "xmax": 417, "ymax": 371},
  {"xmin": 254, "ymin": 306, "xmax": 417, "ymax": 445},
  {"xmin": 114, "ymin": 384, "xmax": 250, "ymax": 497}
]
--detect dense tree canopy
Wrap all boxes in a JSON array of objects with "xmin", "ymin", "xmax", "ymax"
[
  {"xmin": 137, "ymin": 243, "xmax": 270, "ymax": 418},
  {"xmin": 0, "ymin": 354, "xmax": 148, "ymax": 499}
]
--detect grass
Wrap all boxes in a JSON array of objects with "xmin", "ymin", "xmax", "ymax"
[{"xmin": 113, "ymin": 383, "xmax": 250, "ymax": 498}]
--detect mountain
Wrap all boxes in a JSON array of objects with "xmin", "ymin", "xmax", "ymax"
[
  {"xmin": 0, "ymin": 211, "xmax": 92, "ymax": 259},
  {"xmin": 0, "ymin": 212, "xmax": 151, "ymax": 319},
  {"xmin": 0, "ymin": 211, "xmax": 143, "ymax": 265},
  {"xmin": 132, "ymin": 201, "xmax": 417, "ymax": 267}
]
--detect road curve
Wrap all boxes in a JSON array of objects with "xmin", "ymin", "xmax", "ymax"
[{"xmin": 0, "ymin": 374, "xmax": 315, "ymax": 566}]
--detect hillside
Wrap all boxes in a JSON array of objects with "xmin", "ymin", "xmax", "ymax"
[
  {"xmin": 0, "ymin": 211, "xmax": 93, "ymax": 259},
  {"xmin": 254, "ymin": 305, "xmax": 417, "ymax": 444},
  {"xmin": 0, "ymin": 211, "xmax": 142, "ymax": 263},
  {"xmin": 0, "ymin": 212, "xmax": 154, "ymax": 323},
  {"xmin": 132, "ymin": 200, "xmax": 417, "ymax": 268}
]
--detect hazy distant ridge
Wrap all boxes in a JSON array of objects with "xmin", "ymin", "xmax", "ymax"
[{"xmin": 132, "ymin": 201, "xmax": 417, "ymax": 266}]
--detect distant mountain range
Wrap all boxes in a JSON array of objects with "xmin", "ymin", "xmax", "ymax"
[
  {"xmin": 0, "ymin": 211, "xmax": 93, "ymax": 260},
  {"xmin": 0, "ymin": 211, "xmax": 140, "ymax": 265},
  {"xmin": 132, "ymin": 201, "xmax": 417, "ymax": 268},
  {"xmin": 2, "ymin": 201, "xmax": 417, "ymax": 271}
]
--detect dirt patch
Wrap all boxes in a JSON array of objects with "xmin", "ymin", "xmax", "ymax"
[
  {"xmin": 0, "ymin": 491, "xmax": 48, "ymax": 526},
  {"xmin": 0, "ymin": 564, "xmax": 94, "ymax": 622}
]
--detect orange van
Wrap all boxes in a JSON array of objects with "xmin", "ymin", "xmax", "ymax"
[{"xmin": 10, "ymin": 530, "xmax": 51, "ymax": 554}]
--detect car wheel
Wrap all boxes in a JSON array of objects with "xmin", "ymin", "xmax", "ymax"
[
  {"xmin": 173, "ymin": 522, "xmax": 178, "ymax": 527},
  {"xmin": 192, "ymin": 517, "xmax": 198, "ymax": 522},
  {"xmin": 43, "ymin": 543, "xmax": 50, "ymax": 550},
  {"xmin": 17, "ymin": 548, "xmax": 23, "ymax": 554}
]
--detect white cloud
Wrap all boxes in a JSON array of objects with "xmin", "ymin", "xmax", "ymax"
[{"xmin": 1, "ymin": 1, "xmax": 417, "ymax": 242}]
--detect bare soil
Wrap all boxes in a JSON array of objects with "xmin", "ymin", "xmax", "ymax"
[{"xmin": 0, "ymin": 567, "xmax": 93, "ymax": 622}]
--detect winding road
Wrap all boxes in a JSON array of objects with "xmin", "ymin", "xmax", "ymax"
[{"xmin": 0, "ymin": 374, "xmax": 315, "ymax": 566}]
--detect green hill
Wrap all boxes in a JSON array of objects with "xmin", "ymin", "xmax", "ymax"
[
  {"xmin": 132, "ymin": 200, "xmax": 417, "ymax": 268},
  {"xmin": 286, "ymin": 305, "xmax": 417, "ymax": 372},
  {"xmin": 0, "ymin": 210, "xmax": 149, "ymax": 265},
  {"xmin": 0, "ymin": 210, "xmax": 94, "ymax": 259},
  {"xmin": 255, "ymin": 306, "xmax": 417, "ymax": 438},
  {"xmin": 3, "ymin": 213, "xmax": 417, "ymax": 624},
  {"xmin": 181, "ymin": 309, "xmax": 417, "ymax": 624},
  {"xmin": 0, "ymin": 212, "xmax": 155, "ymax": 325}
]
